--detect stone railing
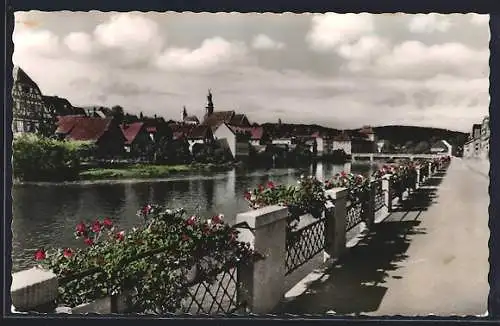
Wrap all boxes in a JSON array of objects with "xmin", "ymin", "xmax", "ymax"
[{"xmin": 10, "ymin": 159, "xmax": 450, "ymax": 315}]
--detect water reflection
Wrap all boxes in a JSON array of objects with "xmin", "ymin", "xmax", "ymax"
[{"xmin": 12, "ymin": 163, "xmax": 377, "ymax": 272}]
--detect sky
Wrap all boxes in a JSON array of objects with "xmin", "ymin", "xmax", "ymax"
[{"xmin": 12, "ymin": 11, "xmax": 490, "ymax": 132}]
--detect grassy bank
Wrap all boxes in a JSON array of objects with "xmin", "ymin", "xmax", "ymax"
[{"xmin": 78, "ymin": 163, "xmax": 235, "ymax": 181}]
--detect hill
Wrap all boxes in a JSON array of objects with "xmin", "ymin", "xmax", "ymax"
[{"xmin": 368, "ymin": 125, "xmax": 469, "ymax": 155}]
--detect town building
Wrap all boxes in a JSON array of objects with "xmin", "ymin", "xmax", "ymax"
[
  {"xmin": 12, "ymin": 66, "xmax": 53, "ymax": 135},
  {"xmin": 481, "ymin": 116, "xmax": 490, "ymax": 159},
  {"xmin": 332, "ymin": 134, "xmax": 352, "ymax": 156},
  {"xmin": 120, "ymin": 122, "xmax": 153, "ymax": 156},
  {"xmin": 42, "ymin": 96, "xmax": 86, "ymax": 117},
  {"xmin": 181, "ymin": 106, "xmax": 200, "ymax": 125},
  {"xmin": 201, "ymin": 90, "xmax": 251, "ymax": 129},
  {"xmin": 55, "ymin": 116, "xmax": 125, "ymax": 158}
]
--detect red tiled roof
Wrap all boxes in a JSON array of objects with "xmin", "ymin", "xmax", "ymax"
[
  {"xmin": 120, "ymin": 122, "xmax": 145, "ymax": 145},
  {"xmin": 230, "ymin": 113, "xmax": 249, "ymax": 126},
  {"xmin": 227, "ymin": 125, "xmax": 264, "ymax": 140},
  {"xmin": 56, "ymin": 116, "xmax": 115, "ymax": 142},
  {"xmin": 170, "ymin": 123, "xmax": 195, "ymax": 140},
  {"xmin": 56, "ymin": 115, "xmax": 86, "ymax": 134}
]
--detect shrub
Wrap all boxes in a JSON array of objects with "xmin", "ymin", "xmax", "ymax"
[
  {"xmin": 34, "ymin": 205, "xmax": 260, "ymax": 313},
  {"xmin": 13, "ymin": 134, "xmax": 94, "ymax": 181}
]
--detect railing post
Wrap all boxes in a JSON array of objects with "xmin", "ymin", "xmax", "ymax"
[
  {"xmin": 415, "ymin": 167, "xmax": 421, "ymax": 189},
  {"xmin": 428, "ymin": 162, "xmax": 432, "ymax": 177},
  {"xmin": 365, "ymin": 182, "xmax": 376, "ymax": 228},
  {"xmin": 235, "ymin": 205, "xmax": 288, "ymax": 314},
  {"xmin": 325, "ymin": 188, "xmax": 348, "ymax": 259},
  {"xmin": 11, "ymin": 267, "xmax": 59, "ymax": 313},
  {"xmin": 382, "ymin": 174, "xmax": 393, "ymax": 213}
]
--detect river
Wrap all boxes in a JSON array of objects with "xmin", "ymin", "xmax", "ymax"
[{"xmin": 11, "ymin": 162, "xmax": 376, "ymax": 272}]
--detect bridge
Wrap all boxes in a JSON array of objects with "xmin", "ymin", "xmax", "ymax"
[{"xmin": 351, "ymin": 152, "xmax": 445, "ymax": 162}]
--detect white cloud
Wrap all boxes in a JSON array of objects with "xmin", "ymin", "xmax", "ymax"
[
  {"xmin": 155, "ymin": 37, "xmax": 248, "ymax": 71},
  {"xmin": 252, "ymin": 34, "xmax": 285, "ymax": 50},
  {"xmin": 408, "ymin": 14, "xmax": 452, "ymax": 33},
  {"xmin": 374, "ymin": 41, "xmax": 488, "ymax": 79},
  {"xmin": 307, "ymin": 13, "xmax": 375, "ymax": 52},
  {"xmin": 64, "ymin": 32, "xmax": 94, "ymax": 55},
  {"xmin": 13, "ymin": 29, "xmax": 61, "ymax": 60},
  {"xmin": 470, "ymin": 14, "xmax": 489, "ymax": 26},
  {"xmin": 93, "ymin": 13, "xmax": 164, "ymax": 66},
  {"xmin": 337, "ymin": 36, "xmax": 390, "ymax": 71}
]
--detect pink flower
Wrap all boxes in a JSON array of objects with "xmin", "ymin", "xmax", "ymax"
[
  {"xmin": 182, "ymin": 234, "xmax": 191, "ymax": 241},
  {"xmin": 267, "ymin": 181, "xmax": 275, "ymax": 189},
  {"xmin": 75, "ymin": 222, "xmax": 86, "ymax": 236},
  {"xmin": 142, "ymin": 204, "xmax": 152, "ymax": 215},
  {"xmin": 84, "ymin": 238, "xmax": 94, "ymax": 246},
  {"xmin": 102, "ymin": 217, "xmax": 113, "ymax": 229},
  {"xmin": 91, "ymin": 220, "xmax": 101, "ymax": 233},
  {"xmin": 212, "ymin": 214, "xmax": 224, "ymax": 224},
  {"xmin": 63, "ymin": 248, "xmax": 73, "ymax": 258},
  {"xmin": 244, "ymin": 191, "xmax": 252, "ymax": 201},
  {"xmin": 340, "ymin": 171, "xmax": 347, "ymax": 177},
  {"xmin": 34, "ymin": 249, "xmax": 46, "ymax": 261},
  {"xmin": 258, "ymin": 184, "xmax": 264, "ymax": 192},
  {"xmin": 186, "ymin": 215, "xmax": 197, "ymax": 226},
  {"xmin": 115, "ymin": 231, "xmax": 125, "ymax": 241}
]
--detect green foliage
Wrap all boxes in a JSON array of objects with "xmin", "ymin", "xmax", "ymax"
[
  {"xmin": 35, "ymin": 206, "xmax": 260, "ymax": 314},
  {"xmin": 13, "ymin": 134, "xmax": 95, "ymax": 181}
]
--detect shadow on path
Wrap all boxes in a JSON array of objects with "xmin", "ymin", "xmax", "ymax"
[{"xmin": 273, "ymin": 169, "xmax": 447, "ymax": 315}]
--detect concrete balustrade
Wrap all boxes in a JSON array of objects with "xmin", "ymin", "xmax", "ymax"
[{"xmin": 10, "ymin": 159, "xmax": 447, "ymax": 315}]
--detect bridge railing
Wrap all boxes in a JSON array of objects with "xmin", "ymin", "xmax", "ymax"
[{"xmin": 11, "ymin": 158, "xmax": 451, "ymax": 315}]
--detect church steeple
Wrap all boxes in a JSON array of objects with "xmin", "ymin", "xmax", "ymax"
[
  {"xmin": 206, "ymin": 89, "xmax": 214, "ymax": 116},
  {"xmin": 182, "ymin": 106, "xmax": 187, "ymax": 121}
]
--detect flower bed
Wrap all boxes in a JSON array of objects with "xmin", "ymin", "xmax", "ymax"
[{"xmin": 33, "ymin": 206, "xmax": 261, "ymax": 314}]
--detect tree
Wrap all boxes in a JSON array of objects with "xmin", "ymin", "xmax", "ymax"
[
  {"xmin": 111, "ymin": 105, "xmax": 125, "ymax": 124},
  {"xmin": 413, "ymin": 141, "xmax": 430, "ymax": 154}
]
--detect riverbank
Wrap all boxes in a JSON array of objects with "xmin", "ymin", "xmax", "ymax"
[
  {"xmin": 13, "ymin": 162, "xmax": 238, "ymax": 184},
  {"xmin": 80, "ymin": 162, "xmax": 238, "ymax": 180}
]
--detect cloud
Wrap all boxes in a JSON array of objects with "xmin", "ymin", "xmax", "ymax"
[
  {"xmin": 252, "ymin": 34, "xmax": 285, "ymax": 50},
  {"xmin": 408, "ymin": 14, "xmax": 452, "ymax": 33},
  {"xmin": 13, "ymin": 29, "xmax": 61, "ymax": 60},
  {"xmin": 64, "ymin": 32, "xmax": 94, "ymax": 55},
  {"xmin": 307, "ymin": 13, "xmax": 375, "ymax": 52},
  {"xmin": 155, "ymin": 37, "xmax": 248, "ymax": 71},
  {"xmin": 336, "ymin": 35, "xmax": 390, "ymax": 71},
  {"xmin": 373, "ymin": 41, "xmax": 488, "ymax": 79},
  {"xmin": 470, "ymin": 14, "xmax": 489, "ymax": 26}
]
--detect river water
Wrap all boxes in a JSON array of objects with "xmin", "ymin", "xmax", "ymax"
[{"xmin": 11, "ymin": 162, "xmax": 376, "ymax": 272}]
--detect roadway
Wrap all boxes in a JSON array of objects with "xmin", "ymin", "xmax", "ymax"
[{"xmin": 274, "ymin": 157, "xmax": 489, "ymax": 316}]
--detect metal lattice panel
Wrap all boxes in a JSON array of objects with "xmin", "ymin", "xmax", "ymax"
[
  {"xmin": 345, "ymin": 202, "xmax": 364, "ymax": 231},
  {"xmin": 373, "ymin": 181, "xmax": 385, "ymax": 212},
  {"xmin": 181, "ymin": 267, "xmax": 242, "ymax": 314},
  {"xmin": 285, "ymin": 218, "xmax": 327, "ymax": 275}
]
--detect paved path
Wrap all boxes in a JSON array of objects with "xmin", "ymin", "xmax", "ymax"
[{"xmin": 275, "ymin": 158, "xmax": 489, "ymax": 316}]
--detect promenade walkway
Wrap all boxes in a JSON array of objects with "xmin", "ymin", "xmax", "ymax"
[{"xmin": 275, "ymin": 158, "xmax": 489, "ymax": 316}]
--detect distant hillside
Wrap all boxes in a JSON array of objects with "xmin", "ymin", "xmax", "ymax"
[
  {"xmin": 261, "ymin": 123, "xmax": 340, "ymax": 138},
  {"xmin": 366, "ymin": 125, "xmax": 469, "ymax": 155}
]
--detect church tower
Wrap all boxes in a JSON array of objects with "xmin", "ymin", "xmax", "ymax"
[
  {"xmin": 182, "ymin": 106, "xmax": 187, "ymax": 121},
  {"xmin": 205, "ymin": 89, "xmax": 214, "ymax": 117}
]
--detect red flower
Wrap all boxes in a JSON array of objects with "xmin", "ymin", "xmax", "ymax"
[
  {"xmin": 75, "ymin": 222, "xmax": 86, "ymax": 236},
  {"xmin": 181, "ymin": 234, "xmax": 191, "ymax": 241},
  {"xmin": 142, "ymin": 204, "xmax": 152, "ymax": 215},
  {"xmin": 63, "ymin": 248, "xmax": 73, "ymax": 258},
  {"xmin": 186, "ymin": 215, "xmax": 197, "ymax": 226},
  {"xmin": 84, "ymin": 238, "xmax": 94, "ymax": 246},
  {"xmin": 102, "ymin": 217, "xmax": 113, "ymax": 229},
  {"xmin": 34, "ymin": 249, "xmax": 46, "ymax": 261},
  {"xmin": 244, "ymin": 191, "xmax": 252, "ymax": 201},
  {"xmin": 91, "ymin": 220, "xmax": 101, "ymax": 233},
  {"xmin": 258, "ymin": 184, "xmax": 264, "ymax": 192},
  {"xmin": 115, "ymin": 231, "xmax": 125, "ymax": 241},
  {"xmin": 340, "ymin": 171, "xmax": 347, "ymax": 177},
  {"xmin": 212, "ymin": 214, "xmax": 223, "ymax": 224},
  {"xmin": 267, "ymin": 181, "xmax": 275, "ymax": 189}
]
